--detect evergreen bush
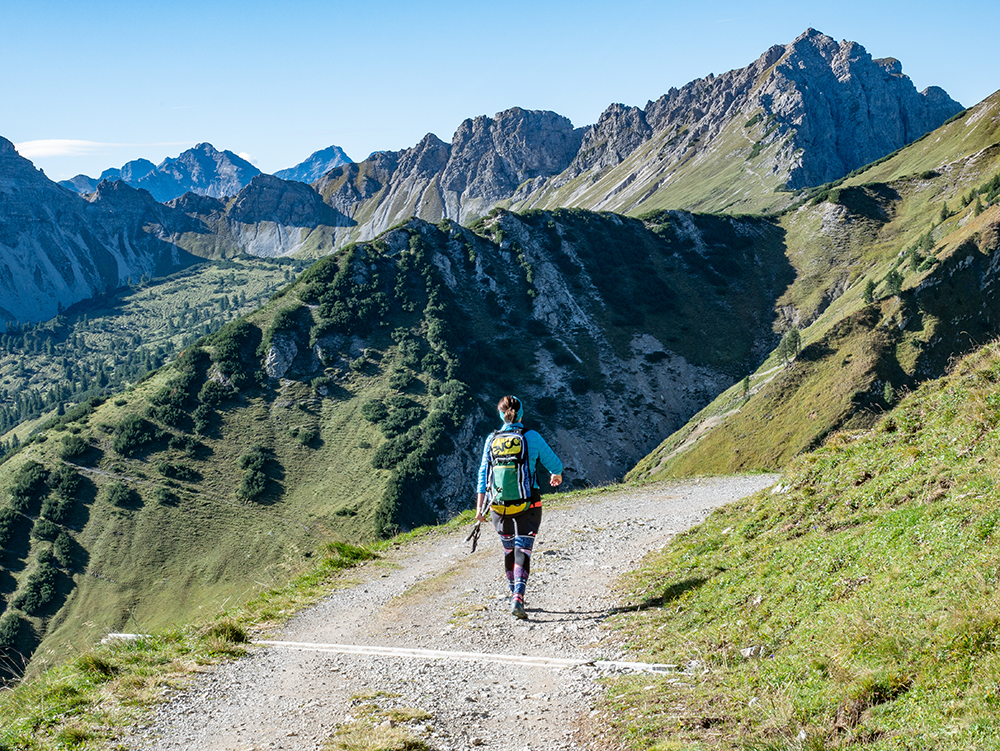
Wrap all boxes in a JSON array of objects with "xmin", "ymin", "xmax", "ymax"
[
  {"xmin": 102, "ymin": 481, "xmax": 137, "ymax": 508},
  {"xmin": 13, "ymin": 553, "xmax": 59, "ymax": 615},
  {"xmin": 112, "ymin": 414, "xmax": 160, "ymax": 457},
  {"xmin": 30, "ymin": 519, "xmax": 60, "ymax": 542},
  {"xmin": 59, "ymin": 433, "xmax": 88, "ymax": 460}
]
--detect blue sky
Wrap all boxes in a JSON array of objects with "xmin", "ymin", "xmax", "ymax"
[{"xmin": 4, "ymin": 0, "xmax": 998, "ymax": 182}]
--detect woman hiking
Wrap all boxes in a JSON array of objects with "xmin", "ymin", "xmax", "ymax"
[{"xmin": 475, "ymin": 395, "xmax": 563, "ymax": 619}]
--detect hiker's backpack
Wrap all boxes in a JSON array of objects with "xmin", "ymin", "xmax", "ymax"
[{"xmin": 486, "ymin": 427, "xmax": 534, "ymax": 515}]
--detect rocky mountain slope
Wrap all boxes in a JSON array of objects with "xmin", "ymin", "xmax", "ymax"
[
  {"xmin": 4, "ymin": 30, "xmax": 963, "ymax": 329},
  {"xmin": 306, "ymin": 29, "xmax": 960, "ymax": 246},
  {"xmin": 167, "ymin": 28, "xmax": 960, "ymax": 262},
  {"xmin": 274, "ymin": 145, "xmax": 352, "ymax": 184},
  {"xmin": 631, "ymin": 90, "xmax": 1000, "ymax": 480},
  {"xmin": 59, "ymin": 143, "xmax": 261, "ymax": 203},
  {"xmin": 0, "ymin": 137, "xmax": 203, "ymax": 324},
  {"xmin": 0, "ymin": 206, "xmax": 792, "ymax": 676}
]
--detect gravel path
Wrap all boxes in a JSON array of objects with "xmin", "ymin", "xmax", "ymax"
[{"xmin": 128, "ymin": 474, "xmax": 777, "ymax": 750}]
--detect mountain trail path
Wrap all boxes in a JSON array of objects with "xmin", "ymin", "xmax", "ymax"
[{"xmin": 129, "ymin": 475, "xmax": 777, "ymax": 751}]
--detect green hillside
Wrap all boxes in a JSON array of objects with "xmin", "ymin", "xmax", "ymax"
[
  {"xmin": 606, "ymin": 338, "xmax": 1000, "ymax": 749},
  {"xmin": 0, "ymin": 208, "xmax": 792, "ymax": 679},
  {"xmin": 632, "ymin": 90, "xmax": 1000, "ymax": 481}
]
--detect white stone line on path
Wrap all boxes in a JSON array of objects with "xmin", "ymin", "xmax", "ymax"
[{"xmin": 257, "ymin": 639, "xmax": 678, "ymax": 673}]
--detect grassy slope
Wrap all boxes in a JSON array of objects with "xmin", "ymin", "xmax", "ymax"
[
  {"xmin": 631, "ymin": 92, "xmax": 1000, "ymax": 481},
  {"xmin": 604, "ymin": 339, "xmax": 1000, "ymax": 750},
  {"xmin": 516, "ymin": 108, "xmax": 796, "ymax": 218},
  {"xmin": 3, "ymin": 343, "xmax": 394, "ymax": 673}
]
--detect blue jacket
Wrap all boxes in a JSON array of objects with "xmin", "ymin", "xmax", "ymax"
[{"xmin": 476, "ymin": 422, "xmax": 564, "ymax": 494}]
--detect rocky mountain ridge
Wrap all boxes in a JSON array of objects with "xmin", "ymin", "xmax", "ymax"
[
  {"xmin": 2, "ymin": 29, "xmax": 968, "ymax": 326},
  {"xmin": 0, "ymin": 137, "xmax": 201, "ymax": 324},
  {"xmin": 309, "ymin": 29, "xmax": 961, "ymax": 244},
  {"xmin": 59, "ymin": 143, "xmax": 262, "ymax": 203}
]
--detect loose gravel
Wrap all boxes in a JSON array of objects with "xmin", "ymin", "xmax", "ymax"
[{"xmin": 127, "ymin": 474, "xmax": 777, "ymax": 750}]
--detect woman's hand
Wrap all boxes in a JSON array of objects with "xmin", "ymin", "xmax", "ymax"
[
  {"xmin": 475, "ymin": 492, "xmax": 487, "ymax": 522},
  {"xmin": 550, "ymin": 473, "xmax": 563, "ymax": 487}
]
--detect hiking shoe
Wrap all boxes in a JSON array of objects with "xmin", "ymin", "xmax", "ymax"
[{"xmin": 511, "ymin": 600, "xmax": 527, "ymax": 620}]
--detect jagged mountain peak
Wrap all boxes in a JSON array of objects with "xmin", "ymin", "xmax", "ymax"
[
  {"xmin": 274, "ymin": 144, "xmax": 352, "ymax": 184},
  {"xmin": 59, "ymin": 143, "xmax": 262, "ymax": 203}
]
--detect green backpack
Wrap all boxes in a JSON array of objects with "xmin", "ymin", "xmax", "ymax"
[{"xmin": 486, "ymin": 428, "xmax": 533, "ymax": 515}]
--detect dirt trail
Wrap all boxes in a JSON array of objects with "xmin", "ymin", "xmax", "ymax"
[{"xmin": 130, "ymin": 475, "xmax": 776, "ymax": 750}]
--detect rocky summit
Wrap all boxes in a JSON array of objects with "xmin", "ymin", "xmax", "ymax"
[
  {"xmin": 308, "ymin": 29, "xmax": 962, "ymax": 241},
  {"xmin": 59, "ymin": 143, "xmax": 261, "ymax": 203},
  {"xmin": 274, "ymin": 145, "xmax": 353, "ymax": 184}
]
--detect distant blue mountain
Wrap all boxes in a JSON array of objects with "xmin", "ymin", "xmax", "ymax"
[
  {"xmin": 59, "ymin": 144, "xmax": 260, "ymax": 202},
  {"xmin": 274, "ymin": 145, "xmax": 352, "ymax": 184}
]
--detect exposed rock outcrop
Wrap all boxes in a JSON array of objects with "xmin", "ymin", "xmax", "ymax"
[
  {"xmin": 311, "ymin": 29, "xmax": 962, "ymax": 237},
  {"xmin": 315, "ymin": 108, "xmax": 584, "ymax": 239}
]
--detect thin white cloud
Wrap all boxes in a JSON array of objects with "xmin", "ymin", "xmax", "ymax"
[
  {"xmin": 238, "ymin": 152, "xmax": 259, "ymax": 165},
  {"xmin": 15, "ymin": 139, "xmax": 110, "ymax": 158},
  {"xmin": 14, "ymin": 139, "xmax": 193, "ymax": 158}
]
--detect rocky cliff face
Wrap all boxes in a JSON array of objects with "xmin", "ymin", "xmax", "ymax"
[
  {"xmin": 59, "ymin": 144, "xmax": 261, "ymax": 202},
  {"xmin": 520, "ymin": 29, "xmax": 964, "ymax": 213},
  {"xmin": 304, "ymin": 29, "xmax": 961, "ymax": 241},
  {"xmin": 0, "ymin": 137, "xmax": 201, "ymax": 324},
  {"xmin": 314, "ymin": 108, "xmax": 583, "ymax": 241},
  {"xmin": 274, "ymin": 145, "xmax": 353, "ymax": 183}
]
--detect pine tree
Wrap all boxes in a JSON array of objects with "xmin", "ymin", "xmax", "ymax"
[
  {"xmin": 885, "ymin": 269, "xmax": 904, "ymax": 297},
  {"xmin": 864, "ymin": 278, "xmax": 877, "ymax": 304}
]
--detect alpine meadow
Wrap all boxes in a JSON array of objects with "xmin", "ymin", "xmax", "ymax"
[{"xmin": 2, "ymin": 26, "xmax": 1000, "ymax": 750}]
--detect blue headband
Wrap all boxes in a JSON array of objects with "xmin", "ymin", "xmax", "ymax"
[{"xmin": 499, "ymin": 397, "xmax": 524, "ymax": 423}]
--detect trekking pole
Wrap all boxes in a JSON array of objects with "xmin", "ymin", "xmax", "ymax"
[{"xmin": 465, "ymin": 520, "xmax": 481, "ymax": 553}]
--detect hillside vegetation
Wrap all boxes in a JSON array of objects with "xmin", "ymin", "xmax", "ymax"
[
  {"xmin": 632, "ymin": 90, "xmax": 1000, "ymax": 481},
  {"xmin": 0, "ymin": 256, "xmax": 302, "ymax": 455},
  {"xmin": 605, "ymin": 338, "xmax": 1000, "ymax": 749},
  {"xmin": 0, "ymin": 207, "xmax": 792, "ymax": 679}
]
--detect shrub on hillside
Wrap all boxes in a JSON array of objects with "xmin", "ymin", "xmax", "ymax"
[
  {"xmin": 236, "ymin": 445, "xmax": 270, "ymax": 503},
  {"xmin": 192, "ymin": 404, "xmax": 214, "ymax": 435},
  {"xmin": 371, "ymin": 432, "xmax": 420, "ymax": 470},
  {"xmin": 169, "ymin": 434, "xmax": 201, "ymax": 457},
  {"xmin": 156, "ymin": 462, "xmax": 200, "ymax": 482},
  {"xmin": 30, "ymin": 519, "xmax": 60, "ymax": 542},
  {"xmin": 360, "ymin": 399, "xmax": 389, "ymax": 425},
  {"xmin": 112, "ymin": 414, "xmax": 160, "ymax": 457},
  {"xmin": 288, "ymin": 426, "xmax": 319, "ymax": 447},
  {"xmin": 10, "ymin": 461, "xmax": 49, "ymax": 499},
  {"xmin": 197, "ymin": 380, "xmax": 230, "ymax": 407},
  {"xmin": 102, "ymin": 481, "xmax": 138, "ymax": 508},
  {"xmin": 60, "ymin": 433, "xmax": 89, "ymax": 460},
  {"xmin": 0, "ymin": 612, "xmax": 25, "ymax": 652},
  {"xmin": 52, "ymin": 531, "xmax": 74, "ymax": 568},
  {"xmin": 0, "ymin": 508, "xmax": 22, "ymax": 549},
  {"xmin": 206, "ymin": 319, "xmax": 263, "ymax": 391},
  {"xmin": 12, "ymin": 552, "xmax": 59, "ymax": 615},
  {"xmin": 388, "ymin": 368, "xmax": 415, "ymax": 391},
  {"xmin": 145, "ymin": 403, "xmax": 188, "ymax": 429},
  {"xmin": 40, "ymin": 466, "xmax": 82, "ymax": 525}
]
